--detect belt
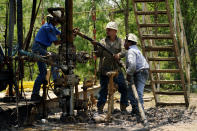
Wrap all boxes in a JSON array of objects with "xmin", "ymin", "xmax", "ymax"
[{"xmin": 135, "ymin": 68, "xmax": 149, "ymax": 74}]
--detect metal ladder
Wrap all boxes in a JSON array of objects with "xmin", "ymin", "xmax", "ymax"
[{"xmin": 131, "ymin": 0, "xmax": 190, "ymax": 107}]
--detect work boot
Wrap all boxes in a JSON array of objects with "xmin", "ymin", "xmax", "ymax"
[
  {"xmin": 120, "ymin": 104, "xmax": 127, "ymax": 114},
  {"xmin": 97, "ymin": 104, "xmax": 104, "ymax": 114},
  {"xmin": 31, "ymin": 94, "xmax": 41, "ymax": 102},
  {"xmin": 131, "ymin": 109, "xmax": 139, "ymax": 116}
]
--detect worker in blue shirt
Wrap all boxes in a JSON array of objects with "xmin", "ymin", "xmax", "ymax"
[
  {"xmin": 31, "ymin": 11, "xmax": 61, "ymax": 101},
  {"xmin": 124, "ymin": 33, "xmax": 149, "ymax": 115}
]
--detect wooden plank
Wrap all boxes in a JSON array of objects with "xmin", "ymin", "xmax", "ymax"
[
  {"xmin": 132, "ymin": 84, "xmax": 149, "ymax": 126},
  {"xmin": 155, "ymin": 91, "xmax": 184, "ymax": 95},
  {"xmin": 140, "ymin": 3, "xmax": 161, "ymax": 103},
  {"xmin": 176, "ymin": 0, "xmax": 190, "ymax": 63},
  {"xmin": 136, "ymin": 11, "xmax": 167, "ymax": 15},
  {"xmin": 176, "ymin": 0, "xmax": 190, "ymax": 96},
  {"xmin": 142, "ymin": 34, "xmax": 172, "ymax": 39},
  {"xmin": 132, "ymin": 0, "xmax": 161, "ymax": 105},
  {"xmin": 152, "ymin": 80, "xmax": 181, "ymax": 84},
  {"xmin": 156, "ymin": 102, "xmax": 186, "ymax": 106},
  {"xmin": 145, "ymin": 45, "xmax": 174, "ymax": 51},
  {"xmin": 132, "ymin": 0, "xmax": 190, "ymax": 108},
  {"xmin": 139, "ymin": 23, "xmax": 169, "ymax": 27},
  {"xmin": 150, "ymin": 69, "xmax": 180, "ymax": 73},
  {"xmin": 148, "ymin": 57, "xmax": 176, "ymax": 61},
  {"xmin": 165, "ymin": 0, "xmax": 189, "ymax": 107}
]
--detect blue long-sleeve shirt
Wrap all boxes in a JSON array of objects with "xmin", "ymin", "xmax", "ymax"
[
  {"xmin": 35, "ymin": 23, "xmax": 61, "ymax": 47},
  {"xmin": 126, "ymin": 45, "xmax": 149, "ymax": 76}
]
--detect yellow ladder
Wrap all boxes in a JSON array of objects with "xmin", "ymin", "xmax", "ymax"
[{"xmin": 131, "ymin": 0, "xmax": 190, "ymax": 107}]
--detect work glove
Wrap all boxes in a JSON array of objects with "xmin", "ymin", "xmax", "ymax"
[
  {"xmin": 47, "ymin": 51, "xmax": 52, "ymax": 56},
  {"xmin": 91, "ymin": 40, "xmax": 97, "ymax": 46},
  {"xmin": 113, "ymin": 53, "xmax": 120, "ymax": 60}
]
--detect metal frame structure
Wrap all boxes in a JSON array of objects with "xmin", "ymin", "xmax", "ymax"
[
  {"xmin": 132, "ymin": 0, "xmax": 190, "ymax": 107},
  {"xmin": 0, "ymin": 0, "xmax": 93, "ymax": 121},
  {"xmin": 0, "ymin": 0, "xmax": 191, "ymax": 126}
]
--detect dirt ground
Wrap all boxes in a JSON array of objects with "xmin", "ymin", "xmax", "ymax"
[
  {"xmin": 16, "ymin": 92, "xmax": 197, "ymax": 131},
  {"xmin": 149, "ymin": 93, "xmax": 197, "ymax": 131}
]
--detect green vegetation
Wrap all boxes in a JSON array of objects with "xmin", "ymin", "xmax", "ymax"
[{"xmin": 0, "ymin": 0, "xmax": 197, "ymax": 87}]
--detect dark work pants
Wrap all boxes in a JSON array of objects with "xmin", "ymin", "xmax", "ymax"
[
  {"xmin": 32, "ymin": 41, "xmax": 59, "ymax": 96},
  {"xmin": 97, "ymin": 72, "xmax": 128, "ymax": 107}
]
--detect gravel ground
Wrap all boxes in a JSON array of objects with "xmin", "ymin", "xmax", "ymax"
[
  {"xmin": 2, "ymin": 93, "xmax": 197, "ymax": 131},
  {"xmin": 19, "ymin": 106, "xmax": 197, "ymax": 131}
]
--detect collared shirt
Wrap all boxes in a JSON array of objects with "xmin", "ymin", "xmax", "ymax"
[
  {"xmin": 126, "ymin": 45, "xmax": 149, "ymax": 76},
  {"xmin": 35, "ymin": 23, "xmax": 61, "ymax": 47},
  {"xmin": 96, "ymin": 36, "xmax": 125, "ymax": 75}
]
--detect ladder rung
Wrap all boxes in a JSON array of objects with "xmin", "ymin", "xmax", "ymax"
[
  {"xmin": 134, "ymin": 0, "xmax": 165, "ymax": 2},
  {"xmin": 142, "ymin": 34, "xmax": 173, "ymax": 39},
  {"xmin": 152, "ymin": 80, "xmax": 181, "ymax": 84},
  {"xmin": 148, "ymin": 57, "xmax": 176, "ymax": 61},
  {"xmin": 156, "ymin": 102, "xmax": 186, "ymax": 106},
  {"xmin": 145, "ymin": 45, "xmax": 174, "ymax": 51},
  {"xmin": 155, "ymin": 91, "xmax": 184, "ymax": 95},
  {"xmin": 150, "ymin": 69, "xmax": 180, "ymax": 73},
  {"xmin": 136, "ymin": 11, "xmax": 167, "ymax": 15},
  {"xmin": 139, "ymin": 23, "xmax": 169, "ymax": 28}
]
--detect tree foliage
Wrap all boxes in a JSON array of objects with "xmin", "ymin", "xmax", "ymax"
[{"xmin": 0, "ymin": 0, "xmax": 196, "ymax": 81}]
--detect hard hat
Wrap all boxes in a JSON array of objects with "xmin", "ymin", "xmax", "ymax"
[
  {"xmin": 106, "ymin": 21, "xmax": 118, "ymax": 31},
  {"xmin": 53, "ymin": 10, "xmax": 61, "ymax": 18},
  {"xmin": 47, "ymin": 14, "xmax": 53, "ymax": 18},
  {"xmin": 47, "ymin": 11, "xmax": 61, "ymax": 18},
  {"xmin": 126, "ymin": 33, "xmax": 138, "ymax": 43}
]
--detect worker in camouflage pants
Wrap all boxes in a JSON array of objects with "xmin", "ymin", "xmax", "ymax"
[{"xmin": 92, "ymin": 21, "xmax": 128, "ymax": 113}]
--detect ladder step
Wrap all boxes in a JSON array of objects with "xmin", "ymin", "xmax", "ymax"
[
  {"xmin": 155, "ymin": 91, "xmax": 184, "ymax": 95},
  {"xmin": 148, "ymin": 57, "xmax": 176, "ymax": 61},
  {"xmin": 139, "ymin": 23, "xmax": 169, "ymax": 28},
  {"xmin": 150, "ymin": 69, "xmax": 180, "ymax": 73},
  {"xmin": 136, "ymin": 11, "xmax": 167, "ymax": 15},
  {"xmin": 142, "ymin": 34, "xmax": 173, "ymax": 39},
  {"xmin": 152, "ymin": 80, "xmax": 181, "ymax": 84},
  {"xmin": 134, "ymin": 0, "xmax": 165, "ymax": 2},
  {"xmin": 156, "ymin": 102, "xmax": 186, "ymax": 106},
  {"xmin": 145, "ymin": 45, "xmax": 174, "ymax": 51}
]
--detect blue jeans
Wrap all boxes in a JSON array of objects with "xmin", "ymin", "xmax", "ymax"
[
  {"xmin": 127, "ymin": 69, "xmax": 149, "ymax": 111},
  {"xmin": 32, "ymin": 41, "xmax": 59, "ymax": 95},
  {"xmin": 97, "ymin": 72, "xmax": 128, "ymax": 107}
]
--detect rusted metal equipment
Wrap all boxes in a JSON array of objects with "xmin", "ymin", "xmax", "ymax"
[
  {"xmin": 91, "ymin": 0, "xmax": 97, "ymax": 85},
  {"xmin": 46, "ymin": 3, "xmax": 92, "ymax": 119},
  {"xmin": 81, "ymin": 78, "xmax": 94, "ymax": 112},
  {"xmin": 42, "ymin": 83, "xmax": 47, "ymax": 117},
  {"xmin": 132, "ymin": 0, "xmax": 190, "ymax": 107},
  {"xmin": 0, "ymin": 0, "xmax": 94, "ymax": 124},
  {"xmin": 73, "ymin": 28, "xmax": 126, "ymax": 71},
  {"xmin": 0, "ymin": 0, "xmax": 15, "ymax": 98},
  {"xmin": 106, "ymin": 71, "xmax": 118, "ymax": 120}
]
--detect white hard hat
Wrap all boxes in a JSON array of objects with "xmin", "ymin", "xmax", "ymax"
[
  {"xmin": 126, "ymin": 33, "xmax": 138, "ymax": 43},
  {"xmin": 53, "ymin": 11, "xmax": 61, "ymax": 18},
  {"xmin": 47, "ymin": 11, "xmax": 61, "ymax": 18},
  {"xmin": 47, "ymin": 14, "xmax": 53, "ymax": 18},
  {"xmin": 106, "ymin": 21, "xmax": 118, "ymax": 31}
]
